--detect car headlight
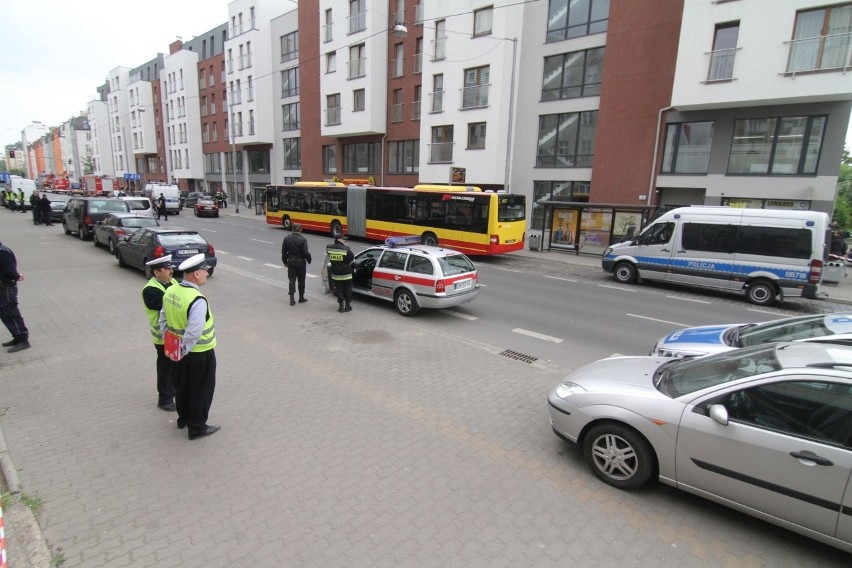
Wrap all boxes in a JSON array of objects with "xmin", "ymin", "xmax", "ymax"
[
  {"xmin": 603, "ymin": 247, "xmax": 613, "ymax": 256},
  {"xmin": 555, "ymin": 381, "xmax": 586, "ymax": 399}
]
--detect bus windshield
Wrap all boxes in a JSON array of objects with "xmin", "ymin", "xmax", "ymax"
[{"xmin": 498, "ymin": 195, "xmax": 526, "ymax": 222}]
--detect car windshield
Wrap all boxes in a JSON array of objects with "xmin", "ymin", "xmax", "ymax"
[
  {"xmin": 89, "ymin": 200, "xmax": 130, "ymax": 213},
  {"xmin": 125, "ymin": 200, "xmax": 151, "ymax": 211},
  {"xmin": 736, "ymin": 314, "xmax": 852, "ymax": 346},
  {"xmin": 159, "ymin": 233, "xmax": 206, "ymax": 246},
  {"xmin": 437, "ymin": 254, "xmax": 476, "ymax": 276},
  {"xmin": 655, "ymin": 344, "xmax": 782, "ymax": 398},
  {"xmin": 123, "ymin": 218, "xmax": 158, "ymax": 229}
]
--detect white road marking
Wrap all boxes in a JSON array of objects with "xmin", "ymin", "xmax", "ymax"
[
  {"xmin": 252, "ymin": 239, "xmax": 274, "ymax": 244},
  {"xmin": 491, "ymin": 266, "xmax": 524, "ymax": 274},
  {"xmin": 512, "ymin": 328, "xmax": 563, "ymax": 343},
  {"xmin": 217, "ymin": 250, "xmax": 230, "ymax": 255},
  {"xmin": 306, "ymin": 273, "xmax": 318, "ymax": 279},
  {"xmin": 598, "ymin": 284, "xmax": 638, "ymax": 292},
  {"xmin": 664, "ymin": 295, "xmax": 711, "ymax": 304},
  {"xmin": 263, "ymin": 263, "xmax": 282, "ymax": 269},
  {"xmin": 443, "ymin": 310, "xmax": 478, "ymax": 321},
  {"xmin": 626, "ymin": 313, "xmax": 691, "ymax": 327},
  {"xmin": 202, "ymin": 229, "xmax": 218, "ymax": 233},
  {"xmin": 747, "ymin": 308, "xmax": 780, "ymax": 315},
  {"xmin": 543, "ymin": 275, "xmax": 578, "ymax": 283},
  {"xmin": 236, "ymin": 256, "xmax": 253, "ymax": 261}
]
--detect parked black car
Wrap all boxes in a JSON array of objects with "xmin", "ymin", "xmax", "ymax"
[
  {"xmin": 63, "ymin": 197, "xmax": 131, "ymax": 240},
  {"xmin": 115, "ymin": 227, "xmax": 217, "ymax": 276},
  {"xmin": 93, "ymin": 213, "xmax": 160, "ymax": 254},
  {"xmin": 48, "ymin": 200, "xmax": 66, "ymax": 223}
]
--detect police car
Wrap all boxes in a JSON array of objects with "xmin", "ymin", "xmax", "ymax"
[
  {"xmin": 650, "ymin": 312, "xmax": 852, "ymax": 358},
  {"xmin": 322, "ymin": 236, "xmax": 480, "ymax": 316}
]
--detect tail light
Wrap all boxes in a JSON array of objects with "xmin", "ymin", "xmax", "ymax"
[
  {"xmin": 207, "ymin": 244, "xmax": 215, "ymax": 255},
  {"xmin": 115, "ymin": 228, "xmax": 127, "ymax": 236},
  {"xmin": 83, "ymin": 215, "xmax": 92, "ymax": 225},
  {"xmin": 153, "ymin": 245, "xmax": 165, "ymax": 257},
  {"xmin": 809, "ymin": 259, "xmax": 823, "ymax": 283},
  {"xmin": 435, "ymin": 279, "xmax": 446, "ymax": 293},
  {"xmin": 490, "ymin": 234, "xmax": 499, "ymax": 244}
]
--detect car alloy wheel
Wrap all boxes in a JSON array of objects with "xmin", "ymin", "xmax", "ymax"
[{"xmin": 583, "ymin": 423, "xmax": 654, "ymax": 490}]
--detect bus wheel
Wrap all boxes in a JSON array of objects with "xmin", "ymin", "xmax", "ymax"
[
  {"xmin": 422, "ymin": 232, "xmax": 438, "ymax": 247},
  {"xmin": 331, "ymin": 220, "xmax": 343, "ymax": 238},
  {"xmin": 282, "ymin": 215, "xmax": 291, "ymax": 230},
  {"xmin": 746, "ymin": 280, "xmax": 777, "ymax": 306}
]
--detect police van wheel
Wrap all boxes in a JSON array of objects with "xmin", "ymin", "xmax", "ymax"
[
  {"xmin": 746, "ymin": 280, "xmax": 776, "ymax": 306},
  {"xmin": 422, "ymin": 232, "xmax": 438, "ymax": 247},
  {"xmin": 394, "ymin": 289, "xmax": 419, "ymax": 317},
  {"xmin": 614, "ymin": 262, "xmax": 637, "ymax": 284}
]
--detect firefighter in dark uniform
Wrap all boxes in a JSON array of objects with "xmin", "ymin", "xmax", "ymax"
[
  {"xmin": 0, "ymin": 241, "xmax": 30, "ymax": 352},
  {"xmin": 282, "ymin": 223, "xmax": 312, "ymax": 305},
  {"xmin": 160, "ymin": 254, "xmax": 220, "ymax": 440},
  {"xmin": 327, "ymin": 234, "xmax": 354, "ymax": 313},
  {"xmin": 142, "ymin": 255, "xmax": 178, "ymax": 411}
]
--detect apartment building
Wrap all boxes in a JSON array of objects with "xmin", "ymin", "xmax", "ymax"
[
  {"xmin": 272, "ymin": 8, "xmax": 301, "ymax": 189},
  {"xmin": 87, "ymin": 97, "xmax": 114, "ymax": 178},
  {"xmin": 130, "ymin": 56, "xmax": 166, "ymax": 187},
  {"xmin": 198, "ymin": 24, "xmax": 230, "ymax": 196},
  {"xmin": 21, "ymin": 122, "xmax": 48, "ymax": 179},
  {"xmin": 162, "ymin": 41, "xmax": 205, "ymax": 191}
]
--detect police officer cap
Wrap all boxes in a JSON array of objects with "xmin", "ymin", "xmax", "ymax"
[
  {"xmin": 145, "ymin": 254, "xmax": 175, "ymax": 269},
  {"xmin": 178, "ymin": 253, "xmax": 210, "ymax": 272}
]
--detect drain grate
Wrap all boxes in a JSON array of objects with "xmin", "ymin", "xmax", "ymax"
[{"xmin": 500, "ymin": 349, "xmax": 538, "ymax": 364}]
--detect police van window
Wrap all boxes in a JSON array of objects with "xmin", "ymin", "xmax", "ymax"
[
  {"xmin": 407, "ymin": 255, "xmax": 434, "ymax": 275},
  {"xmin": 737, "ymin": 226, "xmax": 811, "ymax": 259},
  {"xmin": 640, "ymin": 222, "xmax": 674, "ymax": 245},
  {"xmin": 683, "ymin": 223, "xmax": 737, "ymax": 253},
  {"xmin": 378, "ymin": 251, "xmax": 408, "ymax": 270}
]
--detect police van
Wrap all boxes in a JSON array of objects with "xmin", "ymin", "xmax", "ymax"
[{"xmin": 602, "ymin": 206, "xmax": 830, "ymax": 306}]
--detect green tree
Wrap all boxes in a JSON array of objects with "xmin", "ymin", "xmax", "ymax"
[
  {"xmin": 82, "ymin": 153, "xmax": 95, "ymax": 175},
  {"xmin": 834, "ymin": 146, "xmax": 852, "ymax": 229}
]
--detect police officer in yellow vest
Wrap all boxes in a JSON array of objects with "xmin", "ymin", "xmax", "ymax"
[
  {"xmin": 142, "ymin": 255, "xmax": 178, "ymax": 411},
  {"xmin": 160, "ymin": 253, "xmax": 220, "ymax": 440}
]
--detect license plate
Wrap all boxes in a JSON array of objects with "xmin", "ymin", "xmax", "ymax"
[
  {"xmin": 181, "ymin": 249, "xmax": 199, "ymax": 255},
  {"xmin": 506, "ymin": 239, "xmax": 517, "ymax": 244},
  {"xmin": 455, "ymin": 279, "xmax": 472, "ymax": 291}
]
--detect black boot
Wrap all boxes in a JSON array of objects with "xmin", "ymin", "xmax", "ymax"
[
  {"xmin": 2, "ymin": 338, "xmax": 18, "ymax": 347},
  {"xmin": 338, "ymin": 300, "xmax": 345, "ymax": 313},
  {"xmin": 344, "ymin": 301, "xmax": 352, "ymax": 312},
  {"xmin": 298, "ymin": 295, "xmax": 307, "ymax": 303},
  {"xmin": 289, "ymin": 294, "xmax": 296, "ymax": 306}
]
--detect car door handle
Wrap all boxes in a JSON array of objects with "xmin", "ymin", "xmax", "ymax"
[
  {"xmin": 660, "ymin": 248, "xmax": 670, "ymax": 252},
  {"xmin": 790, "ymin": 450, "xmax": 833, "ymax": 466}
]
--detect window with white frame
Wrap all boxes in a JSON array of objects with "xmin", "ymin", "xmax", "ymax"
[
  {"xmin": 462, "ymin": 66, "xmax": 490, "ymax": 109},
  {"xmin": 468, "ymin": 123, "xmax": 486, "ymax": 149},
  {"xmin": 327, "ymin": 94, "xmax": 342, "ymax": 125},
  {"xmin": 392, "ymin": 43, "xmax": 404, "ymax": 77},
  {"xmin": 787, "ymin": 4, "xmax": 852, "ymax": 73},
  {"xmin": 473, "ymin": 6, "xmax": 493, "ymax": 37},
  {"xmin": 391, "ymin": 89, "xmax": 404, "ymax": 122},
  {"xmin": 353, "ymin": 89, "xmax": 366, "ymax": 112},
  {"xmin": 546, "ymin": 0, "xmax": 610, "ymax": 42},
  {"xmin": 281, "ymin": 31, "xmax": 299, "ymax": 63},
  {"xmin": 430, "ymin": 125, "xmax": 454, "ymax": 163},
  {"xmin": 349, "ymin": 44, "xmax": 366, "ymax": 78},
  {"xmin": 326, "ymin": 52, "xmax": 337, "ymax": 73}
]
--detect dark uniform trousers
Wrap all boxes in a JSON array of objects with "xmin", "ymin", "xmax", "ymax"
[
  {"xmin": 287, "ymin": 264, "xmax": 307, "ymax": 297},
  {"xmin": 0, "ymin": 285, "xmax": 28, "ymax": 340},
  {"xmin": 175, "ymin": 349, "xmax": 217, "ymax": 436},
  {"xmin": 154, "ymin": 344, "xmax": 177, "ymax": 405}
]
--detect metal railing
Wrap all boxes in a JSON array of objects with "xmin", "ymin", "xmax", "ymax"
[
  {"xmin": 430, "ymin": 90, "xmax": 444, "ymax": 113},
  {"xmin": 348, "ymin": 11, "xmax": 366, "ymax": 34},
  {"xmin": 326, "ymin": 106, "xmax": 341, "ymax": 126},
  {"xmin": 432, "ymin": 36, "xmax": 446, "ymax": 61},
  {"xmin": 391, "ymin": 103, "xmax": 403, "ymax": 123},
  {"xmin": 348, "ymin": 57, "xmax": 366, "ymax": 79},
  {"xmin": 429, "ymin": 142, "xmax": 453, "ymax": 163},
  {"xmin": 786, "ymin": 32, "xmax": 852, "ymax": 73},
  {"xmin": 391, "ymin": 57, "xmax": 403, "ymax": 78},
  {"xmin": 412, "ymin": 100, "xmax": 421, "ymax": 120},
  {"xmin": 460, "ymin": 84, "xmax": 489, "ymax": 109},
  {"xmin": 706, "ymin": 47, "xmax": 737, "ymax": 81}
]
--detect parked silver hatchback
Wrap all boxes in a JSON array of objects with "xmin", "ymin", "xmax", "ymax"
[{"xmin": 548, "ymin": 342, "xmax": 852, "ymax": 553}]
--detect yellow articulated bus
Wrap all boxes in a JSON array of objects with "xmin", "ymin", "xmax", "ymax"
[{"xmin": 264, "ymin": 182, "xmax": 526, "ymax": 255}]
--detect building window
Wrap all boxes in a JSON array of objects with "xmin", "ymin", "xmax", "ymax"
[
  {"xmin": 349, "ymin": 0, "xmax": 366, "ymax": 34},
  {"xmin": 343, "ymin": 142, "xmax": 380, "ymax": 173},
  {"xmin": 248, "ymin": 149, "xmax": 269, "ymax": 173},
  {"xmin": 708, "ymin": 22, "xmax": 739, "ymax": 81},
  {"xmin": 388, "ymin": 140, "xmax": 420, "ymax": 174},
  {"xmin": 412, "ymin": 85, "xmax": 422, "ymax": 120},
  {"xmin": 468, "ymin": 123, "xmax": 486, "ymax": 149},
  {"xmin": 392, "ymin": 43, "xmax": 404, "ymax": 77},
  {"xmin": 728, "ymin": 116, "xmax": 826, "ymax": 175},
  {"xmin": 415, "ymin": 37, "xmax": 423, "ymax": 74},
  {"xmin": 283, "ymin": 103, "xmax": 300, "ymax": 131},
  {"xmin": 532, "ymin": 180, "xmax": 591, "ymax": 227},
  {"xmin": 323, "ymin": 145, "xmax": 337, "ymax": 174},
  {"xmin": 430, "ymin": 74, "xmax": 444, "ymax": 113},
  {"xmin": 430, "ymin": 126, "xmax": 454, "ymax": 163},
  {"xmin": 473, "ymin": 6, "xmax": 493, "ymax": 37},
  {"xmin": 281, "ymin": 31, "xmax": 299, "ymax": 63},
  {"xmin": 326, "ymin": 52, "xmax": 337, "ymax": 73},
  {"xmin": 281, "ymin": 68, "xmax": 299, "ymax": 97},
  {"xmin": 391, "ymin": 89, "xmax": 404, "ymax": 123},
  {"xmin": 433, "ymin": 19, "xmax": 447, "ymax": 61},
  {"xmin": 326, "ymin": 94, "xmax": 342, "ymax": 125},
  {"xmin": 462, "ymin": 65, "xmax": 490, "ymax": 109},
  {"xmin": 283, "ymin": 138, "xmax": 301, "ymax": 169},
  {"xmin": 788, "ymin": 4, "xmax": 852, "ymax": 73},
  {"xmin": 542, "ymin": 47, "xmax": 604, "ymax": 100},
  {"xmin": 324, "ymin": 9, "xmax": 334, "ymax": 42},
  {"xmin": 536, "ymin": 111, "xmax": 597, "ymax": 167},
  {"xmin": 546, "ymin": 0, "xmax": 610, "ymax": 42},
  {"xmin": 661, "ymin": 122, "xmax": 714, "ymax": 174},
  {"xmin": 349, "ymin": 44, "xmax": 366, "ymax": 79},
  {"xmin": 353, "ymin": 89, "xmax": 366, "ymax": 112}
]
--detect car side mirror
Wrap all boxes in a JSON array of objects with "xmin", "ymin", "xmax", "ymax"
[{"xmin": 708, "ymin": 404, "xmax": 729, "ymax": 426}]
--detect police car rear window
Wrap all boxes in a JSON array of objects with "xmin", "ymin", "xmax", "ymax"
[{"xmin": 438, "ymin": 254, "xmax": 475, "ymax": 276}]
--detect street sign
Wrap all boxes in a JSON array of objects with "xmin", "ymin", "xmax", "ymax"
[{"xmin": 123, "ymin": 173, "xmax": 141, "ymax": 180}]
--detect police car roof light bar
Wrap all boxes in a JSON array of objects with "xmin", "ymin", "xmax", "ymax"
[{"xmin": 385, "ymin": 235, "xmax": 422, "ymax": 247}]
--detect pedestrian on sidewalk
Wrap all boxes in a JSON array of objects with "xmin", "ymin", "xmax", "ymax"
[
  {"xmin": 39, "ymin": 193, "xmax": 54, "ymax": 226},
  {"xmin": 143, "ymin": 255, "xmax": 178, "ymax": 412},
  {"xmin": 17, "ymin": 189, "xmax": 26, "ymax": 213},
  {"xmin": 327, "ymin": 234, "xmax": 354, "ymax": 313},
  {"xmin": 157, "ymin": 193, "xmax": 168, "ymax": 221},
  {"xmin": 282, "ymin": 223, "xmax": 312, "ymax": 305},
  {"xmin": 30, "ymin": 190, "xmax": 42, "ymax": 225},
  {"xmin": 161, "ymin": 254, "xmax": 220, "ymax": 440},
  {"xmin": 0, "ymin": 241, "xmax": 30, "ymax": 352},
  {"xmin": 245, "ymin": 192, "xmax": 252, "ymax": 209}
]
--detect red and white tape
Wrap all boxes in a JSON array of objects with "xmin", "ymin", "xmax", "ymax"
[{"xmin": 0, "ymin": 494, "xmax": 6, "ymax": 568}]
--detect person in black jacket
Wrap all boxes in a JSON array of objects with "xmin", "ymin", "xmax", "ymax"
[
  {"xmin": 830, "ymin": 230, "xmax": 848, "ymax": 258},
  {"xmin": 39, "ymin": 194, "xmax": 54, "ymax": 226},
  {"xmin": 327, "ymin": 234, "xmax": 354, "ymax": 313},
  {"xmin": 0, "ymin": 241, "xmax": 30, "ymax": 352},
  {"xmin": 282, "ymin": 224, "xmax": 312, "ymax": 305},
  {"xmin": 29, "ymin": 190, "xmax": 42, "ymax": 224}
]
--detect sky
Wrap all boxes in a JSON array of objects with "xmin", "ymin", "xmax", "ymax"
[{"xmin": 0, "ymin": 1, "xmax": 850, "ymax": 153}]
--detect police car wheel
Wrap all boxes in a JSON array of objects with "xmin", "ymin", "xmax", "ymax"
[{"xmin": 394, "ymin": 289, "xmax": 419, "ymax": 317}]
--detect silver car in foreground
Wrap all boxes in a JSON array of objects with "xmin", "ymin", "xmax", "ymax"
[
  {"xmin": 651, "ymin": 312, "xmax": 852, "ymax": 358},
  {"xmin": 548, "ymin": 342, "xmax": 852, "ymax": 552}
]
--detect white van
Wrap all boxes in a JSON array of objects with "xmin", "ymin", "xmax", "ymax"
[
  {"xmin": 602, "ymin": 206, "xmax": 830, "ymax": 306},
  {"xmin": 7, "ymin": 178, "xmax": 37, "ymax": 210},
  {"xmin": 145, "ymin": 184, "xmax": 181, "ymax": 214}
]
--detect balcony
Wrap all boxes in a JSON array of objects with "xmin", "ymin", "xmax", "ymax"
[
  {"xmin": 430, "ymin": 90, "xmax": 444, "ymax": 113},
  {"xmin": 348, "ymin": 57, "xmax": 366, "ymax": 79},
  {"xmin": 460, "ymin": 84, "xmax": 490, "ymax": 109},
  {"xmin": 706, "ymin": 47, "xmax": 738, "ymax": 81},
  {"xmin": 348, "ymin": 10, "xmax": 366, "ymax": 34},
  {"xmin": 326, "ymin": 106, "xmax": 342, "ymax": 126},
  {"xmin": 429, "ymin": 142, "xmax": 453, "ymax": 163},
  {"xmin": 786, "ymin": 31, "xmax": 852, "ymax": 74}
]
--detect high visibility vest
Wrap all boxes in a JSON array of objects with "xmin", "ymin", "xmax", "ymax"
[
  {"xmin": 163, "ymin": 284, "xmax": 216, "ymax": 353},
  {"xmin": 142, "ymin": 277, "xmax": 175, "ymax": 345}
]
